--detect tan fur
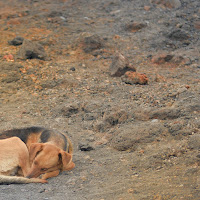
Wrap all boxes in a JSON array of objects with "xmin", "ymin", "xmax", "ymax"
[
  {"xmin": 26, "ymin": 143, "xmax": 75, "ymax": 180},
  {"xmin": 0, "ymin": 137, "xmax": 47, "ymax": 184}
]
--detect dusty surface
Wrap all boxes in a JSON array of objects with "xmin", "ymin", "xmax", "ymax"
[{"xmin": 0, "ymin": 0, "xmax": 200, "ymax": 199}]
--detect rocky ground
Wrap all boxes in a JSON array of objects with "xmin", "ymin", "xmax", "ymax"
[{"xmin": 0, "ymin": 0, "xmax": 200, "ymax": 199}]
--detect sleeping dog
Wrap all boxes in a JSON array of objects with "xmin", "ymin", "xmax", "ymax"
[
  {"xmin": 0, "ymin": 137, "xmax": 46, "ymax": 184},
  {"xmin": 0, "ymin": 127, "xmax": 75, "ymax": 180}
]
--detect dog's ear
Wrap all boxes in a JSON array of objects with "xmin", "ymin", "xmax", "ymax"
[
  {"xmin": 59, "ymin": 151, "xmax": 75, "ymax": 171},
  {"xmin": 29, "ymin": 143, "xmax": 44, "ymax": 163}
]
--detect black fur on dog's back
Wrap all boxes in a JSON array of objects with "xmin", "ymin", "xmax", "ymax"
[
  {"xmin": 0, "ymin": 127, "xmax": 44, "ymax": 144},
  {"xmin": 0, "ymin": 127, "xmax": 71, "ymax": 153}
]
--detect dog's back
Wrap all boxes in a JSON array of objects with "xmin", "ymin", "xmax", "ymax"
[{"xmin": 0, "ymin": 127, "xmax": 73, "ymax": 153}]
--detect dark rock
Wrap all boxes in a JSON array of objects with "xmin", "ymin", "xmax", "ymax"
[
  {"xmin": 83, "ymin": 35, "xmax": 104, "ymax": 53},
  {"xmin": 78, "ymin": 142, "xmax": 95, "ymax": 151},
  {"xmin": 17, "ymin": 39, "xmax": 48, "ymax": 60},
  {"xmin": 83, "ymin": 113, "xmax": 98, "ymax": 121},
  {"xmin": 109, "ymin": 53, "xmax": 136, "ymax": 77},
  {"xmin": 48, "ymin": 11, "xmax": 63, "ymax": 18},
  {"xmin": 70, "ymin": 67, "xmax": 76, "ymax": 71},
  {"xmin": 121, "ymin": 71, "xmax": 148, "ymax": 85},
  {"xmin": 61, "ymin": 104, "xmax": 79, "ymax": 118},
  {"xmin": 151, "ymin": 54, "xmax": 174, "ymax": 64},
  {"xmin": 8, "ymin": 36, "xmax": 24, "ymax": 46},
  {"xmin": 125, "ymin": 22, "xmax": 147, "ymax": 32},
  {"xmin": 188, "ymin": 135, "xmax": 200, "ymax": 150},
  {"xmin": 168, "ymin": 30, "xmax": 189, "ymax": 41}
]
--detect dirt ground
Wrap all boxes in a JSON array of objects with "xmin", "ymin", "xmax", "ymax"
[{"xmin": 0, "ymin": 0, "xmax": 200, "ymax": 199}]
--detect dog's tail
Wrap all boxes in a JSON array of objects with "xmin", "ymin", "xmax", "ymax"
[{"xmin": 0, "ymin": 175, "xmax": 47, "ymax": 184}]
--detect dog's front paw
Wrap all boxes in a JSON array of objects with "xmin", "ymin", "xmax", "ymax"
[{"xmin": 41, "ymin": 170, "xmax": 60, "ymax": 180}]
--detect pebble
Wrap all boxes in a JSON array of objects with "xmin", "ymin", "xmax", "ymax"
[
  {"xmin": 124, "ymin": 22, "xmax": 147, "ymax": 32},
  {"xmin": 8, "ymin": 36, "xmax": 24, "ymax": 46},
  {"xmin": 109, "ymin": 52, "xmax": 136, "ymax": 77},
  {"xmin": 151, "ymin": 119, "xmax": 159, "ymax": 123},
  {"xmin": 83, "ymin": 34, "xmax": 104, "ymax": 53},
  {"xmin": 121, "ymin": 71, "xmax": 148, "ymax": 85},
  {"xmin": 70, "ymin": 67, "xmax": 76, "ymax": 71},
  {"xmin": 17, "ymin": 39, "xmax": 48, "ymax": 60},
  {"xmin": 78, "ymin": 142, "xmax": 95, "ymax": 151}
]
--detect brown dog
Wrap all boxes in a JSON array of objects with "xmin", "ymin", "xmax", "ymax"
[
  {"xmin": 0, "ymin": 137, "xmax": 46, "ymax": 184},
  {"xmin": 0, "ymin": 127, "xmax": 75, "ymax": 180},
  {"xmin": 26, "ymin": 143, "xmax": 75, "ymax": 179}
]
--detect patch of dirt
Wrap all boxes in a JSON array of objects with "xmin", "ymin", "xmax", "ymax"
[{"xmin": 0, "ymin": 0, "xmax": 200, "ymax": 199}]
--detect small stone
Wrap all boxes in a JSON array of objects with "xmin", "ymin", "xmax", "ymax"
[
  {"xmin": 109, "ymin": 53, "xmax": 136, "ymax": 77},
  {"xmin": 3, "ymin": 54, "xmax": 14, "ymax": 61},
  {"xmin": 121, "ymin": 71, "xmax": 148, "ymax": 85},
  {"xmin": 154, "ymin": 74, "xmax": 166, "ymax": 82},
  {"xmin": 127, "ymin": 188, "xmax": 135, "ymax": 193},
  {"xmin": 151, "ymin": 119, "xmax": 159, "ymax": 123},
  {"xmin": 70, "ymin": 67, "xmax": 76, "ymax": 71},
  {"xmin": 61, "ymin": 105, "xmax": 79, "ymax": 118},
  {"xmin": 144, "ymin": 6, "xmax": 151, "ymax": 11},
  {"xmin": 151, "ymin": 54, "xmax": 173, "ymax": 64},
  {"xmin": 83, "ymin": 35, "xmax": 104, "ymax": 53},
  {"xmin": 78, "ymin": 142, "xmax": 95, "ymax": 151},
  {"xmin": 8, "ymin": 36, "xmax": 24, "ymax": 46},
  {"xmin": 125, "ymin": 22, "xmax": 147, "ymax": 32},
  {"xmin": 39, "ymin": 189, "xmax": 46, "ymax": 193},
  {"xmin": 168, "ymin": 30, "xmax": 189, "ymax": 41},
  {"xmin": 17, "ymin": 39, "xmax": 48, "ymax": 60}
]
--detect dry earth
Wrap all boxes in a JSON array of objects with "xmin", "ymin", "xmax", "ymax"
[{"xmin": 0, "ymin": 0, "xmax": 200, "ymax": 199}]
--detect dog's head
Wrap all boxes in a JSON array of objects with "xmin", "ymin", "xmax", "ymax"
[{"xmin": 26, "ymin": 143, "xmax": 75, "ymax": 178}]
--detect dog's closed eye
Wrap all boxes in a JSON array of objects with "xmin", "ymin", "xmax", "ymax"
[{"xmin": 41, "ymin": 168, "xmax": 48, "ymax": 172}]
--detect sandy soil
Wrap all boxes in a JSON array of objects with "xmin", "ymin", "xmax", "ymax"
[{"xmin": 0, "ymin": 0, "xmax": 200, "ymax": 199}]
